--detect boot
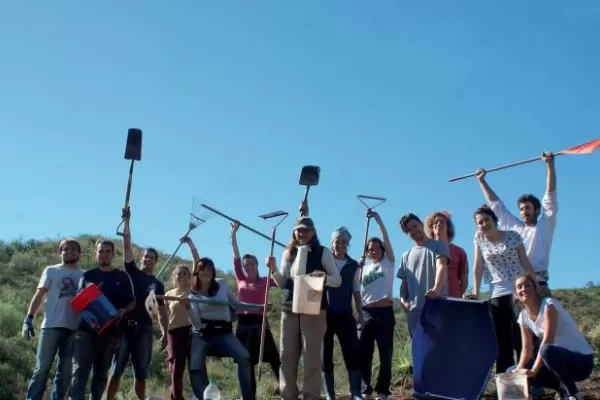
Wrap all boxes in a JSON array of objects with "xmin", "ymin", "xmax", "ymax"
[
  {"xmin": 348, "ymin": 370, "xmax": 362, "ymax": 400},
  {"xmin": 322, "ymin": 371, "xmax": 335, "ymax": 400}
]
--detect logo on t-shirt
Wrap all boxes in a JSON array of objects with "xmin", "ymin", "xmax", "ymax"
[
  {"xmin": 58, "ymin": 277, "xmax": 78, "ymax": 298},
  {"xmin": 362, "ymin": 265, "xmax": 384, "ymax": 287},
  {"xmin": 147, "ymin": 282, "xmax": 156, "ymax": 293}
]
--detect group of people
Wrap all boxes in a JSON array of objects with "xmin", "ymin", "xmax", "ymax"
[{"xmin": 22, "ymin": 151, "xmax": 594, "ymax": 400}]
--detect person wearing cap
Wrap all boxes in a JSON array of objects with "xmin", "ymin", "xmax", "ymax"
[
  {"xmin": 322, "ymin": 226, "xmax": 363, "ymax": 400},
  {"xmin": 266, "ymin": 211, "xmax": 342, "ymax": 400},
  {"xmin": 230, "ymin": 220, "xmax": 281, "ymax": 398}
]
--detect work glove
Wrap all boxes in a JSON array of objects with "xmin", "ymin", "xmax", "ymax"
[{"xmin": 22, "ymin": 315, "xmax": 35, "ymax": 339}]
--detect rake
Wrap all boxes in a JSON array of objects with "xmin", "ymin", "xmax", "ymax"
[
  {"xmin": 200, "ymin": 203, "xmax": 287, "ymax": 248},
  {"xmin": 155, "ymin": 198, "xmax": 211, "ymax": 281},
  {"xmin": 357, "ymin": 194, "xmax": 387, "ymax": 277},
  {"xmin": 257, "ymin": 210, "xmax": 289, "ymax": 381}
]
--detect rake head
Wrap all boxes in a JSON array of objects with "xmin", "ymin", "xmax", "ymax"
[
  {"xmin": 357, "ymin": 194, "xmax": 387, "ymax": 209},
  {"xmin": 259, "ymin": 210, "xmax": 289, "ymax": 220},
  {"xmin": 259, "ymin": 210, "xmax": 289, "ymax": 228},
  {"xmin": 187, "ymin": 197, "xmax": 214, "ymax": 231}
]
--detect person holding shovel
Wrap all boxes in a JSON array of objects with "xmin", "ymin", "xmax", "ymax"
[
  {"xmin": 106, "ymin": 213, "xmax": 169, "ymax": 400},
  {"xmin": 267, "ymin": 213, "xmax": 342, "ymax": 400},
  {"xmin": 230, "ymin": 220, "xmax": 281, "ymax": 398},
  {"xmin": 68, "ymin": 239, "xmax": 136, "ymax": 400},
  {"xmin": 359, "ymin": 210, "xmax": 397, "ymax": 400},
  {"xmin": 322, "ymin": 226, "xmax": 363, "ymax": 400},
  {"xmin": 23, "ymin": 238, "xmax": 85, "ymax": 400},
  {"xmin": 475, "ymin": 151, "xmax": 557, "ymax": 297}
]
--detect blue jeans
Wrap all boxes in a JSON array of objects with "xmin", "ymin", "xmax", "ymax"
[
  {"xmin": 68, "ymin": 330, "xmax": 119, "ymax": 400},
  {"xmin": 359, "ymin": 306, "xmax": 395, "ymax": 396},
  {"xmin": 111, "ymin": 325, "xmax": 154, "ymax": 379},
  {"xmin": 189, "ymin": 330, "xmax": 254, "ymax": 400},
  {"xmin": 508, "ymin": 344, "xmax": 594, "ymax": 396},
  {"xmin": 26, "ymin": 328, "xmax": 75, "ymax": 400}
]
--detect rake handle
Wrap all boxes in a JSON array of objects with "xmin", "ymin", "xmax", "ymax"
[
  {"xmin": 359, "ymin": 214, "xmax": 372, "ymax": 284},
  {"xmin": 155, "ymin": 227, "xmax": 193, "ymax": 281},
  {"xmin": 257, "ymin": 227, "xmax": 277, "ymax": 381},
  {"xmin": 201, "ymin": 204, "xmax": 287, "ymax": 248}
]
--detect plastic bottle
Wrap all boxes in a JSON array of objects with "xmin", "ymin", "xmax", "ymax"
[{"xmin": 203, "ymin": 376, "xmax": 221, "ymax": 400}]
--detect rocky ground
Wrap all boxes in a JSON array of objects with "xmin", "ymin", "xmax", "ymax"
[{"xmin": 333, "ymin": 371, "xmax": 600, "ymax": 399}]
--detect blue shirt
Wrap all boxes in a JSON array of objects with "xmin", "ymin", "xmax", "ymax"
[
  {"xmin": 123, "ymin": 261, "xmax": 165, "ymax": 327},
  {"xmin": 76, "ymin": 267, "xmax": 136, "ymax": 335}
]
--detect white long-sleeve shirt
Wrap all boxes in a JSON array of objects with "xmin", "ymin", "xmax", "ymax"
[{"xmin": 490, "ymin": 191, "xmax": 557, "ymax": 281}]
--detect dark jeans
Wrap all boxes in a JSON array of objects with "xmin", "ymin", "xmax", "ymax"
[
  {"xmin": 26, "ymin": 327, "xmax": 75, "ymax": 400},
  {"xmin": 235, "ymin": 315, "xmax": 281, "ymax": 397},
  {"xmin": 508, "ymin": 344, "xmax": 594, "ymax": 396},
  {"xmin": 68, "ymin": 330, "xmax": 119, "ymax": 400},
  {"xmin": 323, "ymin": 312, "xmax": 360, "ymax": 372},
  {"xmin": 167, "ymin": 325, "xmax": 191, "ymax": 400},
  {"xmin": 490, "ymin": 294, "xmax": 521, "ymax": 373},
  {"xmin": 111, "ymin": 324, "xmax": 154, "ymax": 379},
  {"xmin": 359, "ymin": 306, "xmax": 395, "ymax": 396},
  {"xmin": 189, "ymin": 329, "xmax": 254, "ymax": 400}
]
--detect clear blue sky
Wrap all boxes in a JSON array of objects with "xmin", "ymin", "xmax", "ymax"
[{"xmin": 2, "ymin": 1, "xmax": 599, "ymax": 293}]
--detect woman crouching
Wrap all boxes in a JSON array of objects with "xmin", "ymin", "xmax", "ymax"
[
  {"xmin": 511, "ymin": 274, "xmax": 593, "ymax": 399},
  {"xmin": 186, "ymin": 257, "xmax": 263, "ymax": 400}
]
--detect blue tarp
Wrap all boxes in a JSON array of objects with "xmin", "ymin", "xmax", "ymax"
[{"xmin": 412, "ymin": 297, "xmax": 498, "ymax": 400}]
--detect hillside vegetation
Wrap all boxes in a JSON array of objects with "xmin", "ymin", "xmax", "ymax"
[{"xmin": 1, "ymin": 236, "xmax": 599, "ymax": 400}]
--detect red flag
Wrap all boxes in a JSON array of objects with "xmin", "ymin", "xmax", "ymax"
[{"xmin": 560, "ymin": 137, "xmax": 600, "ymax": 155}]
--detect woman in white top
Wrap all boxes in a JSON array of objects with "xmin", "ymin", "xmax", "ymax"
[
  {"xmin": 468, "ymin": 205, "xmax": 536, "ymax": 373},
  {"xmin": 358, "ymin": 210, "xmax": 396, "ymax": 400},
  {"xmin": 186, "ymin": 257, "xmax": 264, "ymax": 400},
  {"xmin": 512, "ymin": 274, "xmax": 593, "ymax": 400}
]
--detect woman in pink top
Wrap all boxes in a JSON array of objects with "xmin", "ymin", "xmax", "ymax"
[
  {"xmin": 424, "ymin": 211, "xmax": 469, "ymax": 298},
  {"xmin": 230, "ymin": 221, "xmax": 281, "ymax": 398}
]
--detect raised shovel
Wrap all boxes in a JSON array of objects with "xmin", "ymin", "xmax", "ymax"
[
  {"xmin": 116, "ymin": 128, "xmax": 142, "ymax": 236},
  {"xmin": 299, "ymin": 165, "xmax": 320, "ymax": 216}
]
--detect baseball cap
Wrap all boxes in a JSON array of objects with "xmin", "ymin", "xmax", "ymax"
[{"xmin": 294, "ymin": 216, "xmax": 315, "ymax": 230}]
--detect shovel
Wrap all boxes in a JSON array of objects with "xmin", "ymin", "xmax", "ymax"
[
  {"xmin": 299, "ymin": 165, "xmax": 320, "ymax": 216},
  {"xmin": 116, "ymin": 128, "xmax": 142, "ymax": 236}
]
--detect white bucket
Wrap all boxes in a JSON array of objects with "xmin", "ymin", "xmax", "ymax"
[
  {"xmin": 292, "ymin": 272, "xmax": 325, "ymax": 315},
  {"xmin": 495, "ymin": 372, "xmax": 529, "ymax": 400}
]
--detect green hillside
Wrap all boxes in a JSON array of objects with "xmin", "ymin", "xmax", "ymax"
[{"xmin": 1, "ymin": 236, "xmax": 599, "ymax": 399}]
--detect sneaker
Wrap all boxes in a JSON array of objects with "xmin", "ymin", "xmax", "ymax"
[{"xmin": 375, "ymin": 396, "xmax": 389, "ymax": 400}]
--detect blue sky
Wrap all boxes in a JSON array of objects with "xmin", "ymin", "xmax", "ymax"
[{"xmin": 1, "ymin": 1, "xmax": 599, "ymax": 294}]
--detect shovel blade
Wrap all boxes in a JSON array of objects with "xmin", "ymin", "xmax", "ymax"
[
  {"xmin": 299, "ymin": 165, "xmax": 320, "ymax": 186},
  {"xmin": 124, "ymin": 128, "xmax": 143, "ymax": 161}
]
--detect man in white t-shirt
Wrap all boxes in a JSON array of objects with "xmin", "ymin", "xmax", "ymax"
[
  {"xmin": 23, "ymin": 238, "xmax": 85, "ymax": 400},
  {"xmin": 475, "ymin": 151, "xmax": 557, "ymax": 297}
]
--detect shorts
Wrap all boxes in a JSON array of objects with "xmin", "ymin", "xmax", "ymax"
[{"xmin": 111, "ymin": 324, "xmax": 154, "ymax": 379}]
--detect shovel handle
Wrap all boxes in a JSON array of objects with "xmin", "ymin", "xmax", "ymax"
[{"xmin": 116, "ymin": 160, "xmax": 136, "ymax": 236}]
